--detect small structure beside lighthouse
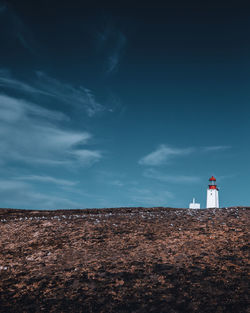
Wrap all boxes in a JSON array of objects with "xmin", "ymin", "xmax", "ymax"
[
  {"xmin": 206, "ymin": 176, "xmax": 219, "ymax": 208},
  {"xmin": 189, "ymin": 198, "xmax": 200, "ymax": 209}
]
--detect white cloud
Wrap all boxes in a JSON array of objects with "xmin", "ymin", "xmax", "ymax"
[
  {"xmin": 96, "ymin": 26, "xmax": 126, "ymax": 75},
  {"xmin": 35, "ymin": 72, "xmax": 104, "ymax": 116},
  {"xmin": 21, "ymin": 192, "xmax": 82, "ymax": 209},
  {"xmin": 130, "ymin": 187, "xmax": 174, "ymax": 206},
  {"xmin": 72, "ymin": 149, "xmax": 102, "ymax": 166},
  {"xmin": 0, "ymin": 74, "xmax": 42, "ymax": 95},
  {"xmin": 106, "ymin": 32, "xmax": 126, "ymax": 74},
  {"xmin": 202, "ymin": 145, "xmax": 231, "ymax": 152},
  {"xmin": 94, "ymin": 169, "xmax": 126, "ymax": 187},
  {"xmin": 0, "ymin": 3, "xmax": 37, "ymax": 53},
  {"xmin": 0, "ymin": 70, "xmax": 104, "ymax": 117},
  {"xmin": 139, "ymin": 144, "xmax": 231, "ymax": 167},
  {"xmin": 0, "ymin": 180, "xmax": 30, "ymax": 191},
  {"xmin": 143, "ymin": 168, "xmax": 200, "ymax": 184},
  {"xmin": 16, "ymin": 175, "xmax": 78, "ymax": 187},
  {"xmin": 109, "ymin": 180, "xmax": 124, "ymax": 187},
  {"xmin": 0, "ymin": 93, "xmax": 67, "ymax": 122},
  {"xmin": 0, "ymin": 175, "xmax": 85, "ymax": 209},
  {"xmin": 0, "ymin": 94, "xmax": 101, "ymax": 167},
  {"xmin": 0, "ymin": 179, "xmax": 82, "ymax": 209},
  {"xmin": 139, "ymin": 144, "xmax": 193, "ymax": 166}
]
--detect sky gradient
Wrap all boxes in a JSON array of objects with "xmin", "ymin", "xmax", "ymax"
[{"xmin": 0, "ymin": 1, "xmax": 249, "ymax": 209}]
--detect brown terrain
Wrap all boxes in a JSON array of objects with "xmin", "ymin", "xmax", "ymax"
[{"xmin": 0, "ymin": 207, "xmax": 249, "ymax": 313}]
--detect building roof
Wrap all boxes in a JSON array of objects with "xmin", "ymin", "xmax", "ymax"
[{"xmin": 209, "ymin": 176, "xmax": 216, "ymax": 181}]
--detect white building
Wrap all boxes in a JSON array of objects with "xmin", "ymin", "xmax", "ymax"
[
  {"xmin": 189, "ymin": 198, "xmax": 200, "ymax": 209},
  {"xmin": 206, "ymin": 176, "xmax": 219, "ymax": 208}
]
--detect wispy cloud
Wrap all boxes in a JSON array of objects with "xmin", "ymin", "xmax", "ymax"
[
  {"xmin": 139, "ymin": 144, "xmax": 193, "ymax": 166},
  {"xmin": 129, "ymin": 187, "xmax": 174, "ymax": 206},
  {"xmin": 35, "ymin": 72, "xmax": 103, "ymax": 116},
  {"xmin": 0, "ymin": 94, "xmax": 101, "ymax": 167},
  {"xmin": 97, "ymin": 26, "xmax": 126, "ymax": 75},
  {"xmin": 202, "ymin": 145, "xmax": 231, "ymax": 152},
  {"xmin": 0, "ymin": 92, "xmax": 67, "ymax": 122},
  {"xmin": 109, "ymin": 180, "xmax": 124, "ymax": 187},
  {"xmin": 0, "ymin": 1, "xmax": 37, "ymax": 53},
  {"xmin": 0, "ymin": 69, "xmax": 103, "ymax": 208},
  {"xmin": 94, "ymin": 169, "xmax": 126, "ymax": 187},
  {"xmin": 0, "ymin": 180, "xmax": 30, "ymax": 191},
  {"xmin": 106, "ymin": 32, "xmax": 126, "ymax": 74},
  {"xmin": 0, "ymin": 70, "xmax": 104, "ymax": 117},
  {"xmin": 0, "ymin": 179, "xmax": 82, "ymax": 209},
  {"xmin": 71, "ymin": 150, "xmax": 102, "ymax": 166},
  {"xmin": 143, "ymin": 168, "xmax": 201, "ymax": 184},
  {"xmin": 16, "ymin": 175, "xmax": 78, "ymax": 187},
  {"xmin": 0, "ymin": 70, "xmax": 43, "ymax": 94},
  {"xmin": 139, "ymin": 144, "xmax": 232, "ymax": 166}
]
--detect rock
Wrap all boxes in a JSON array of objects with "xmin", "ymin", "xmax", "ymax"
[{"xmin": 0, "ymin": 207, "xmax": 249, "ymax": 312}]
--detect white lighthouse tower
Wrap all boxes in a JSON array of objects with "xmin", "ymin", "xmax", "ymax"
[{"xmin": 206, "ymin": 176, "xmax": 219, "ymax": 208}]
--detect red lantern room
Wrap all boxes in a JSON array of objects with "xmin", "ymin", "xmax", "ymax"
[{"xmin": 208, "ymin": 176, "xmax": 217, "ymax": 190}]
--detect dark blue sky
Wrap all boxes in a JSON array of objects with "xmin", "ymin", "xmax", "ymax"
[{"xmin": 0, "ymin": 1, "xmax": 249, "ymax": 209}]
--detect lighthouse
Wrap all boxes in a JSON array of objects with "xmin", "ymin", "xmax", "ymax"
[{"xmin": 206, "ymin": 176, "xmax": 219, "ymax": 208}]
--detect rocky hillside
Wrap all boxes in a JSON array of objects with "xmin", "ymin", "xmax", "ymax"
[{"xmin": 0, "ymin": 207, "xmax": 249, "ymax": 313}]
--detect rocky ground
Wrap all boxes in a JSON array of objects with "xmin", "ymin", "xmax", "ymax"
[{"xmin": 0, "ymin": 207, "xmax": 249, "ymax": 313}]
